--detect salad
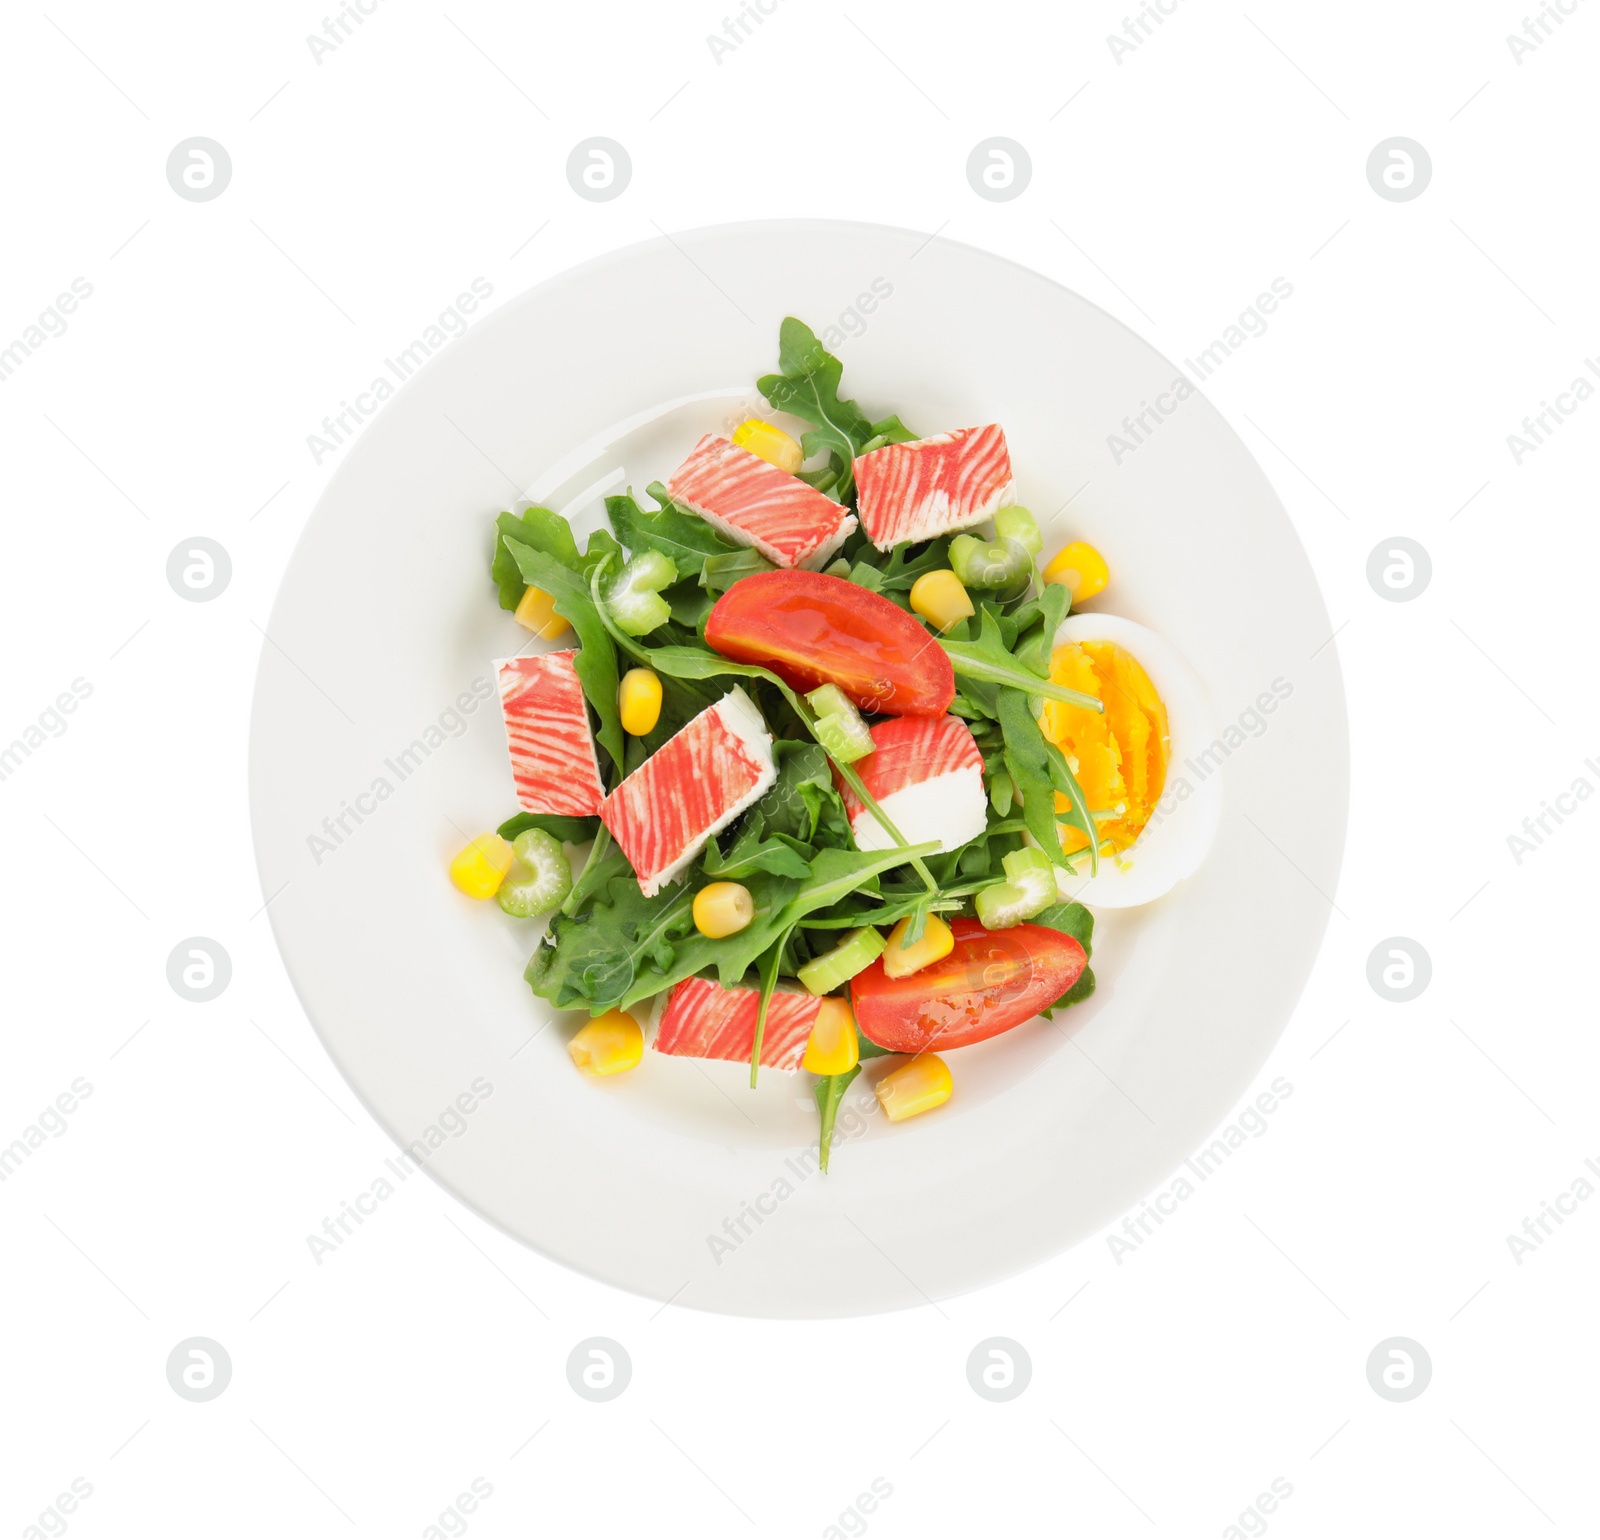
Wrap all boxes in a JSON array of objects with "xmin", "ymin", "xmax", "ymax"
[{"xmin": 449, "ymin": 318, "xmax": 1221, "ymax": 1169}]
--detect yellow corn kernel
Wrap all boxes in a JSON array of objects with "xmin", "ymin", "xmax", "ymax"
[
  {"xmin": 802, "ymin": 997, "xmax": 859, "ymax": 1076},
  {"xmin": 514, "ymin": 585, "xmax": 572, "ymax": 640},
  {"xmin": 875, "ymin": 1054, "xmax": 953, "ymax": 1122},
  {"xmin": 909, "ymin": 569, "xmax": 975, "ymax": 632},
  {"xmin": 881, "ymin": 914, "xmax": 954, "ymax": 979},
  {"xmin": 693, "ymin": 881, "xmax": 754, "ymax": 938},
  {"xmin": 568, "ymin": 1009, "xmax": 644, "ymax": 1076},
  {"xmin": 732, "ymin": 418, "xmax": 804, "ymax": 474},
  {"xmin": 449, "ymin": 833, "xmax": 515, "ymax": 899},
  {"xmin": 1042, "ymin": 541, "xmax": 1109, "ymax": 603},
  {"xmin": 618, "ymin": 667, "xmax": 663, "ymax": 736}
]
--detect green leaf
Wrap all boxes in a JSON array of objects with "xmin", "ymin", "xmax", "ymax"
[
  {"xmin": 941, "ymin": 607, "xmax": 1102, "ymax": 710},
  {"xmin": 878, "ymin": 537, "xmax": 953, "ymax": 592},
  {"xmin": 526, "ymin": 866, "xmax": 806, "ymax": 1015},
  {"xmin": 700, "ymin": 548, "xmax": 775, "ymax": 593},
  {"xmin": 607, "ymin": 489, "xmax": 741, "ymax": 579},
  {"xmin": 750, "ymin": 927, "xmax": 793, "ymax": 1086},
  {"xmin": 1032, "ymin": 900, "xmax": 1097, "ymax": 1014},
  {"xmin": 756, "ymin": 318, "xmax": 903, "ymax": 500},
  {"xmin": 996, "ymin": 687, "xmax": 1079, "ymax": 874},
  {"xmin": 502, "ymin": 536, "xmax": 625, "ymax": 776},
  {"xmin": 701, "ymin": 815, "xmax": 814, "ymax": 880},
  {"xmin": 771, "ymin": 842, "xmax": 940, "ymax": 933},
  {"xmin": 496, "ymin": 811, "xmax": 599, "ymax": 845},
  {"xmin": 1011, "ymin": 582, "xmax": 1070, "ymax": 645},
  {"xmin": 814, "ymin": 1064, "xmax": 861, "ymax": 1173}
]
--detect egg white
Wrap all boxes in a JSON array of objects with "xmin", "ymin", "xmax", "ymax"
[{"xmin": 1040, "ymin": 613, "xmax": 1223, "ymax": 908}]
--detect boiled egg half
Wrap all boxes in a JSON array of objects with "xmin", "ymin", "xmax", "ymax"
[{"xmin": 1037, "ymin": 613, "xmax": 1223, "ymax": 907}]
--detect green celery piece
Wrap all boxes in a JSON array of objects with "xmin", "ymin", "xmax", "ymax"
[
  {"xmin": 814, "ymin": 1064, "xmax": 861, "ymax": 1173},
  {"xmin": 497, "ymin": 830, "xmax": 573, "ymax": 918},
  {"xmin": 605, "ymin": 549, "xmax": 677, "ymax": 636},
  {"xmin": 795, "ymin": 926, "xmax": 885, "ymax": 995},
  {"xmin": 502, "ymin": 536, "xmax": 626, "ymax": 776},
  {"xmin": 950, "ymin": 533, "xmax": 1031, "ymax": 590},
  {"xmin": 606, "ymin": 490, "xmax": 741, "ymax": 579}
]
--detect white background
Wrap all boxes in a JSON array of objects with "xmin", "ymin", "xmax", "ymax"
[{"xmin": 2, "ymin": 1, "xmax": 1597, "ymax": 1535}]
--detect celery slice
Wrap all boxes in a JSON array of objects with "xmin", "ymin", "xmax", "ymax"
[
  {"xmin": 796, "ymin": 926, "xmax": 886, "ymax": 995},
  {"xmin": 497, "ymin": 829, "xmax": 573, "ymax": 917}
]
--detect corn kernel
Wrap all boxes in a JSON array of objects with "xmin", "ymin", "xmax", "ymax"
[
  {"xmin": 514, "ymin": 585, "xmax": 572, "ymax": 640},
  {"xmin": 618, "ymin": 667, "xmax": 663, "ymax": 736},
  {"xmin": 449, "ymin": 833, "xmax": 515, "ymax": 899},
  {"xmin": 568, "ymin": 1009, "xmax": 644, "ymax": 1076},
  {"xmin": 693, "ymin": 881, "xmax": 754, "ymax": 938},
  {"xmin": 909, "ymin": 569, "xmax": 975, "ymax": 632},
  {"xmin": 881, "ymin": 914, "xmax": 954, "ymax": 979},
  {"xmin": 732, "ymin": 418, "xmax": 804, "ymax": 474},
  {"xmin": 1042, "ymin": 541, "xmax": 1109, "ymax": 603},
  {"xmin": 801, "ymin": 997, "xmax": 859, "ymax": 1076},
  {"xmin": 875, "ymin": 1054, "xmax": 953, "ymax": 1121}
]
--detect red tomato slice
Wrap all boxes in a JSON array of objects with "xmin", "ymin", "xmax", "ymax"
[
  {"xmin": 851, "ymin": 918, "xmax": 1086, "ymax": 1053},
  {"xmin": 704, "ymin": 569, "xmax": 954, "ymax": 717}
]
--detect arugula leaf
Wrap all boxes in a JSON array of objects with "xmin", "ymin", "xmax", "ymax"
[
  {"xmin": 878, "ymin": 537, "xmax": 953, "ymax": 591},
  {"xmin": 750, "ymin": 927, "xmax": 793, "ymax": 1086},
  {"xmin": 1032, "ymin": 901, "xmax": 1096, "ymax": 1013},
  {"xmin": 996, "ymin": 687, "xmax": 1079, "ymax": 874},
  {"xmin": 668, "ymin": 582, "xmax": 716, "ymax": 635},
  {"xmin": 700, "ymin": 549, "xmax": 775, "ymax": 593},
  {"xmin": 496, "ymin": 811, "xmax": 598, "ymax": 845},
  {"xmin": 770, "ymin": 843, "xmax": 939, "ymax": 933},
  {"xmin": 1011, "ymin": 582, "xmax": 1070, "ymax": 645},
  {"xmin": 756, "ymin": 319, "xmax": 910, "ymax": 500},
  {"xmin": 758, "ymin": 741, "xmax": 851, "ymax": 847},
  {"xmin": 526, "ymin": 866, "xmax": 805, "ymax": 1015},
  {"xmin": 814, "ymin": 1064, "xmax": 861, "ymax": 1172},
  {"xmin": 941, "ymin": 608, "xmax": 1103, "ymax": 710},
  {"xmin": 607, "ymin": 489, "xmax": 741, "ymax": 579},
  {"xmin": 701, "ymin": 814, "xmax": 813, "ymax": 880},
  {"xmin": 503, "ymin": 536, "xmax": 625, "ymax": 776},
  {"xmin": 492, "ymin": 506, "xmax": 622, "ymax": 610}
]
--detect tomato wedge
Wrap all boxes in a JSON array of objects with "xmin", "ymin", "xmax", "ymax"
[
  {"xmin": 704, "ymin": 569, "xmax": 954, "ymax": 717},
  {"xmin": 850, "ymin": 918, "xmax": 1086, "ymax": 1053}
]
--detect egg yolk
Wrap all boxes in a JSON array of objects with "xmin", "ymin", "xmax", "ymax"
[{"xmin": 1039, "ymin": 640, "xmax": 1170, "ymax": 856}]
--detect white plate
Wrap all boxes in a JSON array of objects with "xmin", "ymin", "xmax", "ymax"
[{"xmin": 249, "ymin": 221, "xmax": 1347, "ymax": 1317}]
